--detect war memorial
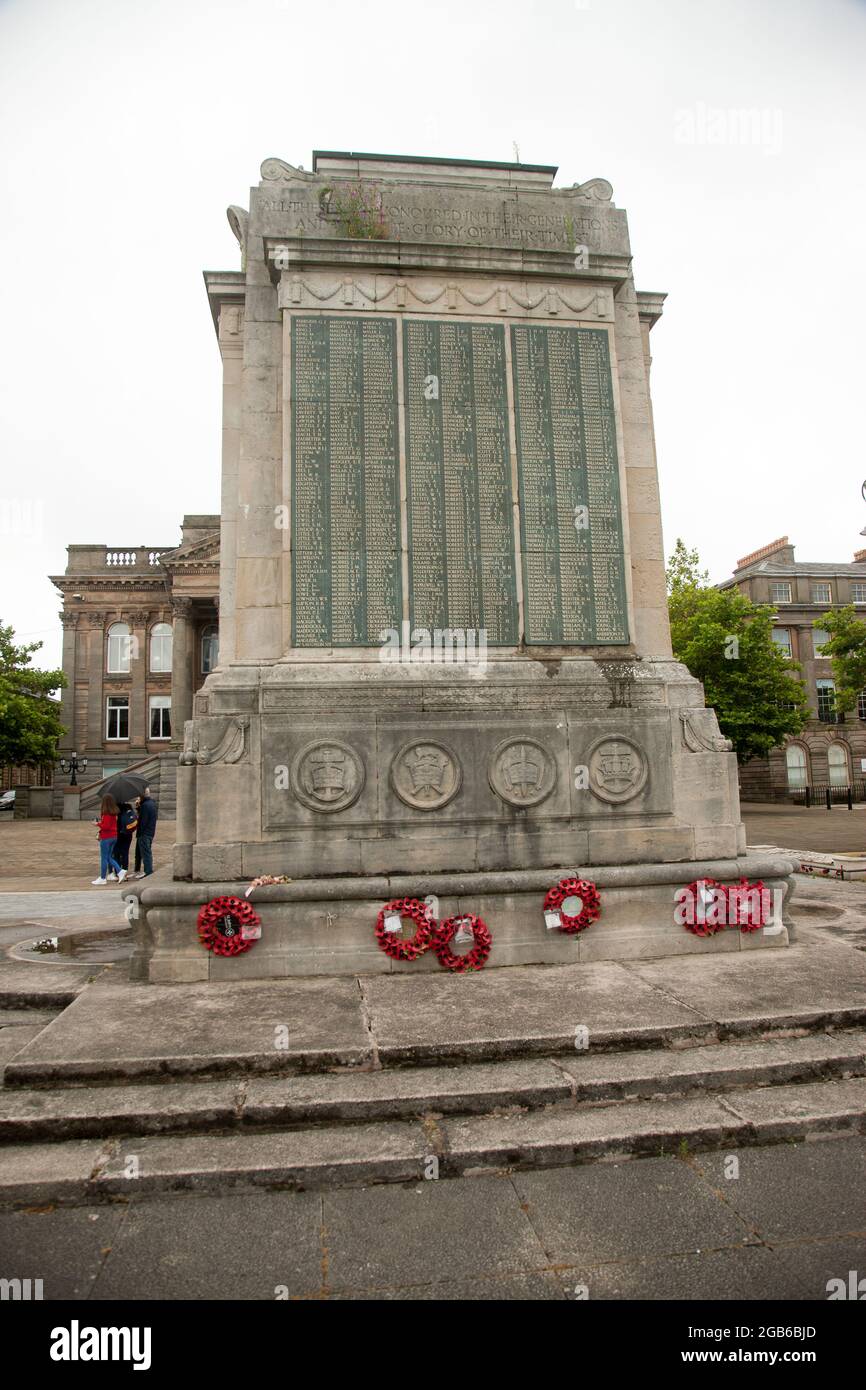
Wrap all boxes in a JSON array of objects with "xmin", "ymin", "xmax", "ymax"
[{"xmin": 131, "ymin": 150, "xmax": 795, "ymax": 983}]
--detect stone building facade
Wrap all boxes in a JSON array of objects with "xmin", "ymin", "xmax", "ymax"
[
  {"xmin": 50, "ymin": 515, "xmax": 219, "ymax": 811},
  {"xmin": 719, "ymin": 537, "xmax": 866, "ymax": 801}
]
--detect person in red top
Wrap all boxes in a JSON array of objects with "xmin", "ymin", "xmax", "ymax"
[{"xmin": 92, "ymin": 794, "xmax": 125, "ymax": 885}]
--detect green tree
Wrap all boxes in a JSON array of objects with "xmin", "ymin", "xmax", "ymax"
[
  {"xmin": 815, "ymin": 605, "xmax": 866, "ymax": 715},
  {"xmin": 0, "ymin": 621, "xmax": 66, "ymax": 768},
  {"xmin": 666, "ymin": 540, "xmax": 810, "ymax": 762}
]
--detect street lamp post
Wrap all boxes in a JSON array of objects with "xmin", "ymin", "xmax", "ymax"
[{"xmin": 58, "ymin": 752, "xmax": 88, "ymax": 786}]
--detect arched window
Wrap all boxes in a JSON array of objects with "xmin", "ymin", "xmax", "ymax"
[
  {"xmin": 107, "ymin": 622, "xmax": 131, "ymax": 674},
  {"xmin": 828, "ymin": 742, "xmax": 850, "ymax": 787},
  {"xmin": 150, "ymin": 622, "xmax": 173, "ymax": 673},
  {"xmin": 785, "ymin": 744, "xmax": 808, "ymax": 790},
  {"xmin": 201, "ymin": 625, "xmax": 219, "ymax": 674}
]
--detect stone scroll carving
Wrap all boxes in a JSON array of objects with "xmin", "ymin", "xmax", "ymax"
[
  {"xmin": 679, "ymin": 709, "xmax": 733, "ymax": 753},
  {"xmin": 180, "ymin": 717, "xmax": 249, "ymax": 766}
]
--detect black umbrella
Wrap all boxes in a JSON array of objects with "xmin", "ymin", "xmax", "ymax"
[{"xmin": 102, "ymin": 772, "xmax": 149, "ymax": 803}]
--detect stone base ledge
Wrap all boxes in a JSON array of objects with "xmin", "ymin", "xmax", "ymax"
[{"xmin": 128, "ymin": 855, "xmax": 796, "ymax": 984}]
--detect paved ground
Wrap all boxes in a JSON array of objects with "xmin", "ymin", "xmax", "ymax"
[
  {"xmin": 742, "ymin": 800, "xmax": 866, "ymax": 853},
  {"xmin": 1, "ymin": 1137, "xmax": 863, "ymax": 1300},
  {"xmin": 0, "ymin": 806, "xmax": 862, "ymax": 894},
  {"xmin": 0, "ymin": 818, "xmax": 176, "ymax": 894}
]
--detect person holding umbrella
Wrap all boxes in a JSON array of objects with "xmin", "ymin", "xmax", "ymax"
[{"xmin": 133, "ymin": 785, "xmax": 158, "ymax": 877}]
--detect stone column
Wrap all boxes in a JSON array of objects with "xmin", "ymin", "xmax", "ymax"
[
  {"xmin": 171, "ymin": 598, "xmax": 194, "ymax": 744},
  {"xmin": 235, "ymin": 238, "xmax": 283, "ymax": 661},
  {"xmin": 129, "ymin": 610, "xmax": 149, "ymax": 754},
  {"xmin": 218, "ymin": 306, "xmax": 243, "ymax": 665},
  {"xmin": 86, "ymin": 611, "xmax": 106, "ymax": 753},
  {"xmin": 58, "ymin": 611, "xmax": 78, "ymax": 751}
]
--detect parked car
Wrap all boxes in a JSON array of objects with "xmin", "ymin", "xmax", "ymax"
[{"xmin": 0, "ymin": 790, "xmax": 15, "ymax": 812}]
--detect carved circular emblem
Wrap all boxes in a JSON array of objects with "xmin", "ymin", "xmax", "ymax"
[
  {"xmin": 587, "ymin": 735, "xmax": 648, "ymax": 804},
  {"xmin": 292, "ymin": 740, "xmax": 365, "ymax": 814},
  {"xmin": 488, "ymin": 738, "xmax": 556, "ymax": 808},
  {"xmin": 391, "ymin": 741, "xmax": 462, "ymax": 811}
]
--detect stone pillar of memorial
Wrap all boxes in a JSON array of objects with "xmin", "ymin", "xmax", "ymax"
[{"xmin": 132, "ymin": 150, "xmax": 795, "ymax": 984}]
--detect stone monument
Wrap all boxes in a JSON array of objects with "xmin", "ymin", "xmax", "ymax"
[{"xmin": 132, "ymin": 150, "xmax": 794, "ymax": 982}]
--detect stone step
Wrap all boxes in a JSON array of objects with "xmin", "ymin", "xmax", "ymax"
[
  {"xmin": 2, "ymin": 1076, "xmax": 866, "ymax": 1204},
  {"xmin": 1, "ymin": 1030, "xmax": 864, "ymax": 1144}
]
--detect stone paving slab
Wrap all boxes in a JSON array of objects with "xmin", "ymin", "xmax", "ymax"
[
  {"xmin": 0, "ymin": 1204, "xmax": 128, "ymax": 1300},
  {"xmin": 556, "ymin": 1030, "xmax": 866, "ymax": 1099},
  {"xmin": 571, "ymin": 1246, "xmax": 804, "ymax": 1300},
  {"xmin": 0, "ymin": 959, "xmax": 93, "ymax": 1008},
  {"xmin": 90, "ymin": 1191, "xmax": 322, "ymax": 1301},
  {"xmin": 361, "ymin": 960, "xmax": 710, "ymax": 1064},
  {"xmin": 724, "ymin": 1076, "xmax": 866, "ymax": 1140},
  {"xmin": 96, "ymin": 1121, "xmax": 429, "ymax": 1194},
  {"xmin": 0, "ymin": 1077, "xmax": 243, "ymax": 1142},
  {"xmin": 441, "ymin": 1093, "xmax": 744, "ymax": 1173},
  {"xmin": 628, "ymin": 943, "xmax": 866, "ymax": 1032},
  {"xmin": 0, "ymin": 1138, "xmax": 109, "ymax": 1204},
  {"xmin": 511, "ymin": 1157, "xmax": 752, "ymax": 1262},
  {"xmin": 243, "ymin": 1058, "xmax": 571, "ymax": 1126},
  {"xmin": 691, "ymin": 1135, "xmax": 866, "ymax": 1243},
  {"xmin": 0, "ymin": 1025, "xmax": 48, "ymax": 1069},
  {"xmin": 4, "ymin": 978, "xmax": 374, "ymax": 1084}
]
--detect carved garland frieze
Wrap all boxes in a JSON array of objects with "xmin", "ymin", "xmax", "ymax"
[{"xmin": 275, "ymin": 270, "xmax": 613, "ymax": 321}]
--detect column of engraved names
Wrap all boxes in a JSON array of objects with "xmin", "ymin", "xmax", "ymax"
[
  {"xmin": 511, "ymin": 325, "xmax": 627, "ymax": 643},
  {"xmin": 403, "ymin": 320, "xmax": 516, "ymax": 642},
  {"xmin": 578, "ymin": 331, "xmax": 627, "ymax": 642},
  {"xmin": 291, "ymin": 316, "xmax": 401, "ymax": 646},
  {"xmin": 292, "ymin": 317, "xmax": 330, "ymax": 644}
]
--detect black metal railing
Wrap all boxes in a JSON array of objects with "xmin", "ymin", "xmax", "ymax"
[{"xmin": 789, "ymin": 780, "xmax": 866, "ymax": 808}]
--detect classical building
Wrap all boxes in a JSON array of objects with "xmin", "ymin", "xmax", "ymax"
[
  {"xmin": 719, "ymin": 536, "xmax": 866, "ymax": 801},
  {"xmin": 50, "ymin": 515, "xmax": 220, "ymax": 814}
]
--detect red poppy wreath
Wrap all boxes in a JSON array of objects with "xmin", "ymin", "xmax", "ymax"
[
  {"xmin": 543, "ymin": 877, "xmax": 601, "ymax": 934},
  {"xmin": 197, "ymin": 895, "xmax": 261, "ymax": 956},
  {"xmin": 374, "ymin": 897, "xmax": 435, "ymax": 962},
  {"xmin": 433, "ymin": 914, "xmax": 492, "ymax": 973}
]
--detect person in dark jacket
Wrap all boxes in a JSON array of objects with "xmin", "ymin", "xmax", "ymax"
[
  {"xmin": 133, "ymin": 788, "xmax": 158, "ymax": 877},
  {"xmin": 115, "ymin": 802, "xmax": 137, "ymax": 874}
]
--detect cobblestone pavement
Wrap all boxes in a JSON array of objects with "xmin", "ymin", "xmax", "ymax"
[{"xmin": 1, "ymin": 1136, "xmax": 863, "ymax": 1300}]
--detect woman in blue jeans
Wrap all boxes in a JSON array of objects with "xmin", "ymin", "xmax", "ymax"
[{"xmin": 92, "ymin": 795, "xmax": 124, "ymax": 885}]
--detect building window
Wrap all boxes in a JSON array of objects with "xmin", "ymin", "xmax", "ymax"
[
  {"xmin": 106, "ymin": 696, "xmax": 129, "ymax": 740},
  {"xmin": 149, "ymin": 695, "xmax": 171, "ymax": 740},
  {"xmin": 150, "ymin": 622, "xmax": 173, "ymax": 672},
  {"xmin": 785, "ymin": 744, "xmax": 808, "ymax": 789},
  {"xmin": 852, "ymin": 583, "xmax": 866, "ymax": 604},
  {"xmin": 828, "ymin": 742, "xmax": 850, "ymax": 786},
  {"xmin": 771, "ymin": 627, "xmax": 792, "ymax": 658},
  {"xmin": 770, "ymin": 582, "xmax": 792, "ymax": 603},
  {"xmin": 858, "ymin": 691, "xmax": 866, "ymax": 721},
  {"xmin": 812, "ymin": 582, "xmax": 832, "ymax": 603},
  {"xmin": 816, "ymin": 679, "xmax": 837, "ymax": 722},
  {"xmin": 107, "ymin": 622, "xmax": 131, "ymax": 674},
  {"xmin": 201, "ymin": 625, "xmax": 219, "ymax": 674},
  {"xmin": 812, "ymin": 628, "xmax": 830, "ymax": 656}
]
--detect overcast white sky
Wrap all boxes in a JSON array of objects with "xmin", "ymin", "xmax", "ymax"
[{"xmin": 1, "ymin": 0, "xmax": 865, "ymax": 671}]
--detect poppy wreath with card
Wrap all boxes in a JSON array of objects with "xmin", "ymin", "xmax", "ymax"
[
  {"xmin": 727, "ymin": 877, "xmax": 771, "ymax": 933},
  {"xmin": 374, "ymin": 897, "xmax": 435, "ymax": 961},
  {"xmin": 197, "ymin": 895, "xmax": 261, "ymax": 956},
  {"xmin": 680, "ymin": 878, "xmax": 727, "ymax": 937},
  {"xmin": 543, "ymin": 877, "xmax": 601, "ymax": 934},
  {"xmin": 433, "ymin": 913, "xmax": 492, "ymax": 973}
]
